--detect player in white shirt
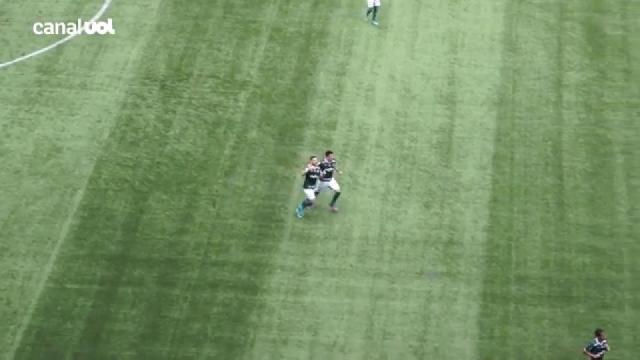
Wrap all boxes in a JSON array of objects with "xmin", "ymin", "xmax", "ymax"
[{"xmin": 366, "ymin": 0, "xmax": 381, "ymax": 26}]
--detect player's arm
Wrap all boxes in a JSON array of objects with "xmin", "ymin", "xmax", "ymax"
[
  {"xmin": 582, "ymin": 347, "xmax": 603, "ymax": 359},
  {"xmin": 301, "ymin": 165, "xmax": 310, "ymax": 176}
]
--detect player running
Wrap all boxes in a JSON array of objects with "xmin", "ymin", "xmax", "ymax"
[
  {"xmin": 366, "ymin": 0, "xmax": 381, "ymax": 26},
  {"xmin": 296, "ymin": 156, "xmax": 322, "ymax": 219},
  {"xmin": 316, "ymin": 150, "xmax": 342, "ymax": 212},
  {"xmin": 583, "ymin": 328, "xmax": 610, "ymax": 359}
]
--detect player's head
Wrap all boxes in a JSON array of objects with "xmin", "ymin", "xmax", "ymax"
[
  {"xmin": 309, "ymin": 155, "xmax": 318, "ymax": 166},
  {"xmin": 325, "ymin": 150, "xmax": 334, "ymax": 160},
  {"xmin": 594, "ymin": 328, "xmax": 606, "ymax": 340}
]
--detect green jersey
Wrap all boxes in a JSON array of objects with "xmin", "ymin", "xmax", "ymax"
[
  {"xmin": 303, "ymin": 165, "xmax": 321, "ymax": 189},
  {"xmin": 585, "ymin": 338, "xmax": 609, "ymax": 359}
]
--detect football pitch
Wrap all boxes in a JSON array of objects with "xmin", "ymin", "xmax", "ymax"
[{"xmin": 1, "ymin": 0, "xmax": 638, "ymax": 359}]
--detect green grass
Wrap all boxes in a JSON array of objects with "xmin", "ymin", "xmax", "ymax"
[{"xmin": 0, "ymin": 0, "xmax": 638, "ymax": 359}]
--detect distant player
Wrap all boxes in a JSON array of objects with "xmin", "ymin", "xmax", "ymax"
[
  {"xmin": 583, "ymin": 328, "xmax": 610, "ymax": 359},
  {"xmin": 366, "ymin": 0, "xmax": 381, "ymax": 26},
  {"xmin": 316, "ymin": 150, "xmax": 342, "ymax": 212},
  {"xmin": 296, "ymin": 156, "xmax": 322, "ymax": 219}
]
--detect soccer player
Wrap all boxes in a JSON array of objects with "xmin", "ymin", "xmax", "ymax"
[
  {"xmin": 317, "ymin": 150, "xmax": 342, "ymax": 212},
  {"xmin": 296, "ymin": 156, "xmax": 322, "ymax": 219},
  {"xmin": 366, "ymin": 0, "xmax": 381, "ymax": 26},
  {"xmin": 583, "ymin": 328, "xmax": 610, "ymax": 359}
]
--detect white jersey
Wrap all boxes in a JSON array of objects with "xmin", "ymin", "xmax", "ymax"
[{"xmin": 367, "ymin": 0, "xmax": 381, "ymax": 7}]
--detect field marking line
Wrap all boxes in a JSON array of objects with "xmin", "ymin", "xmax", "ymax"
[
  {"xmin": 4, "ymin": 5, "xmax": 115, "ymax": 357},
  {"xmin": 0, "ymin": 0, "xmax": 112, "ymax": 70},
  {"xmin": 5, "ymin": 179, "xmax": 96, "ymax": 360}
]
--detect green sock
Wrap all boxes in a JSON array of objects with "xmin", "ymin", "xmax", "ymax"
[{"xmin": 330, "ymin": 192, "xmax": 341, "ymax": 207}]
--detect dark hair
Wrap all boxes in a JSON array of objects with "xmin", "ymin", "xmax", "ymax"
[
  {"xmin": 309, "ymin": 155, "xmax": 317, "ymax": 160},
  {"xmin": 325, "ymin": 150, "xmax": 333, "ymax": 157},
  {"xmin": 595, "ymin": 328, "xmax": 604, "ymax": 337}
]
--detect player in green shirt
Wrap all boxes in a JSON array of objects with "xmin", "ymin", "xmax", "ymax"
[
  {"xmin": 583, "ymin": 328, "xmax": 610, "ymax": 359},
  {"xmin": 296, "ymin": 156, "xmax": 321, "ymax": 219}
]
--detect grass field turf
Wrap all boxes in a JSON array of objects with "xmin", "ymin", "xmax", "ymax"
[{"xmin": 0, "ymin": 0, "xmax": 638, "ymax": 359}]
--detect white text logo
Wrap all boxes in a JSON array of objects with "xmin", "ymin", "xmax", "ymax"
[{"xmin": 33, "ymin": 19, "xmax": 116, "ymax": 36}]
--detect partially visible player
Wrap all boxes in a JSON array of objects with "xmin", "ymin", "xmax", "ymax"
[
  {"xmin": 366, "ymin": 0, "xmax": 381, "ymax": 26},
  {"xmin": 317, "ymin": 150, "xmax": 342, "ymax": 212},
  {"xmin": 583, "ymin": 328, "xmax": 610, "ymax": 359},
  {"xmin": 296, "ymin": 156, "xmax": 322, "ymax": 219}
]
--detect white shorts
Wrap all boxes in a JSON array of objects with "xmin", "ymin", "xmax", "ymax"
[
  {"xmin": 317, "ymin": 178, "xmax": 340, "ymax": 193},
  {"xmin": 303, "ymin": 188, "xmax": 317, "ymax": 201},
  {"xmin": 367, "ymin": 0, "xmax": 381, "ymax": 7}
]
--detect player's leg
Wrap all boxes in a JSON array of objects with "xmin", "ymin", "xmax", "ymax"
[
  {"xmin": 303, "ymin": 189, "xmax": 316, "ymax": 210},
  {"xmin": 328, "ymin": 179, "xmax": 341, "ymax": 211},
  {"xmin": 315, "ymin": 181, "xmax": 328, "ymax": 198},
  {"xmin": 366, "ymin": 0, "xmax": 374, "ymax": 18},
  {"xmin": 296, "ymin": 189, "xmax": 316, "ymax": 218},
  {"xmin": 317, "ymin": 181, "xmax": 330, "ymax": 195},
  {"xmin": 311, "ymin": 184, "xmax": 322, "ymax": 209},
  {"xmin": 372, "ymin": 0, "xmax": 381, "ymax": 25}
]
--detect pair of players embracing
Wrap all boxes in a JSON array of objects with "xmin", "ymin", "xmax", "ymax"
[{"xmin": 296, "ymin": 150, "xmax": 341, "ymax": 219}]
